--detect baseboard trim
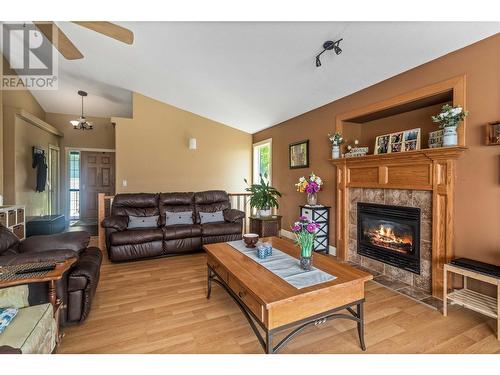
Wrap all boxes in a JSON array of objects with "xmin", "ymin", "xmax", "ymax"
[{"xmin": 280, "ymin": 229, "xmax": 336, "ymax": 256}]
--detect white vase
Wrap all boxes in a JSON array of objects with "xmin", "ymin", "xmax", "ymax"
[
  {"xmin": 443, "ymin": 126, "xmax": 458, "ymax": 146},
  {"xmin": 259, "ymin": 208, "xmax": 272, "ymax": 217},
  {"xmin": 332, "ymin": 145, "xmax": 340, "ymax": 159}
]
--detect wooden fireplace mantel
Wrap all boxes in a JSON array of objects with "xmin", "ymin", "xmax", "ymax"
[{"xmin": 331, "ymin": 146, "xmax": 467, "ymax": 298}]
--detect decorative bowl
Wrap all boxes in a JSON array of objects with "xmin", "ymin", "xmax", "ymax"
[{"xmin": 243, "ymin": 233, "xmax": 259, "ymax": 248}]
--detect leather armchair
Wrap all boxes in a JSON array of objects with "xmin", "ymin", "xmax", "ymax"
[{"xmin": 0, "ymin": 225, "xmax": 102, "ymax": 325}]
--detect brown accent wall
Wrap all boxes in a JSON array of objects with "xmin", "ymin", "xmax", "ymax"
[
  {"xmin": 113, "ymin": 93, "xmax": 252, "ymax": 194},
  {"xmin": 253, "ymin": 33, "xmax": 500, "ymax": 265}
]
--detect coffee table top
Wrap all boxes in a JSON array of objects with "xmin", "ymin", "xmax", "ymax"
[{"xmin": 204, "ymin": 236, "xmax": 372, "ymax": 307}]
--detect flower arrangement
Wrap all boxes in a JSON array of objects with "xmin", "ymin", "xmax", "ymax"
[
  {"xmin": 291, "ymin": 216, "xmax": 320, "ymax": 269},
  {"xmin": 295, "ymin": 172, "xmax": 323, "ymax": 194},
  {"xmin": 328, "ymin": 132, "xmax": 344, "ymax": 146},
  {"xmin": 431, "ymin": 104, "xmax": 468, "ymax": 129}
]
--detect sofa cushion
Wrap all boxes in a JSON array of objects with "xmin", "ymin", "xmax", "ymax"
[
  {"xmin": 0, "ymin": 303, "xmax": 56, "ymax": 354},
  {"xmin": 159, "ymin": 192, "xmax": 195, "ymax": 227},
  {"xmin": 111, "ymin": 193, "xmax": 159, "ymax": 217},
  {"xmin": 165, "ymin": 211, "xmax": 194, "ymax": 226},
  {"xmin": 108, "ymin": 242, "xmax": 164, "ymax": 262},
  {"xmin": 0, "ymin": 286, "xmax": 29, "ymax": 309},
  {"xmin": 0, "ymin": 225, "xmax": 20, "ymax": 255},
  {"xmin": 199, "ymin": 210, "xmax": 224, "ymax": 224},
  {"xmin": 201, "ymin": 222, "xmax": 242, "ymax": 236},
  {"xmin": 194, "ymin": 191, "xmax": 231, "ymax": 223},
  {"xmin": 110, "ymin": 228, "xmax": 163, "ymax": 246},
  {"xmin": 127, "ymin": 215, "xmax": 159, "ymax": 229},
  {"xmin": 163, "ymin": 224, "xmax": 202, "ymax": 240}
]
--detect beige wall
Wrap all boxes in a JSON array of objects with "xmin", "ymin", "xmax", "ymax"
[
  {"xmin": 254, "ymin": 33, "xmax": 500, "ymax": 266},
  {"xmin": 114, "ymin": 93, "xmax": 252, "ymax": 194},
  {"xmin": 45, "ymin": 112, "xmax": 115, "ymax": 217},
  {"xmin": 2, "ymin": 59, "xmax": 54, "ymax": 214},
  {"xmin": 14, "ymin": 117, "xmax": 59, "ymax": 216}
]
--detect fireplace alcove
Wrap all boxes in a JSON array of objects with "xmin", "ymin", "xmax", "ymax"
[{"xmin": 331, "ymin": 75, "xmax": 467, "ymax": 298}]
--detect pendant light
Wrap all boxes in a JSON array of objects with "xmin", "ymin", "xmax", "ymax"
[{"xmin": 70, "ymin": 90, "xmax": 93, "ymax": 130}]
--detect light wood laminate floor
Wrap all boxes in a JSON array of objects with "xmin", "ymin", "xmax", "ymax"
[{"xmin": 59, "ymin": 244, "xmax": 500, "ymax": 354}]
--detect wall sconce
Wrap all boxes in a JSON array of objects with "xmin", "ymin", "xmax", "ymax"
[{"xmin": 189, "ymin": 137, "xmax": 197, "ymax": 150}]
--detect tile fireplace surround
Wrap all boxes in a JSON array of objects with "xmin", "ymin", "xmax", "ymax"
[{"xmin": 348, "ymin": 188, "xmax": 432, "ymax": 293}]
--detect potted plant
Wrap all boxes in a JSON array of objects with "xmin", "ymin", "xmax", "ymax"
[
  {"xmin": 328, "ymin": 132, "xmax": 344, "ymax": 159},
  {"xmin": 431, "ymin": 104, "xmax": 468, "ymax": 146},
  {"xmin": 291, "ymin": 216, "xmax": 320, "ymax": 271},
  {"xmin": 295, "ymin": 172, "xmax": 323, "ymax": 206},
  {"xmin": 244, "ymin": 174, "xmax": 281, "ymax": 217}
]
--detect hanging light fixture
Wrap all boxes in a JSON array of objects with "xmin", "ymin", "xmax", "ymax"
[{"xmin": 70, "ymin": 90, "xmax": 93, "ymax": 130}]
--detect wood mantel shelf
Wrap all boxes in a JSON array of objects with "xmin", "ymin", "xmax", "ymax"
[
  {"xmin": 330, "ymin": 146, "xmax": 467, "ymax": 191},
  {"xmin": 331, "ymin": 146, "xmax": 467, "ymax": 298}
]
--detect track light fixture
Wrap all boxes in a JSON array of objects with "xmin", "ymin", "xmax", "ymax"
[{"xmin": 315, "ymin": 38, "xmax": 343, "ymax": 68}]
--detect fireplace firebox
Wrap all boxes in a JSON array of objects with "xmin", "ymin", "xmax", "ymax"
[{"xmin": 357, "ymin": 203, "xmax": 420, "ymax": 274}]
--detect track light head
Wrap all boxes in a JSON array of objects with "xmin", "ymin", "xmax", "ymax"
[
  {"xmin": 315, "ymin": 38, "xmax": 343, "ymax": 67},
  {"xmin": 333, "ymin": 39, "xmax": 343, "ymax": 55}
]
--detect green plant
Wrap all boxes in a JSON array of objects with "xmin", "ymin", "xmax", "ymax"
[
  {"xmin": 244, "ymin": 174, "xmax": 282, "ymax": 210},
  {"xmin": 431, "ymin": 104, "xmax": 468, "ymax": 128}
]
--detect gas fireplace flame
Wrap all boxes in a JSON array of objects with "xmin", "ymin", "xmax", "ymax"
[{"xmin": 365, "ymin": 224, "xmax": 413, "ymax": 254}]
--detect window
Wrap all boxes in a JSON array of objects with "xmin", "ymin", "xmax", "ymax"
[
  {"xmin": 69, "ymin": 151, "xmax": 80, "ymax": 219},
  {"xmin": 253, "ymin": 139, "xmax": 272, "ymax": 184}
]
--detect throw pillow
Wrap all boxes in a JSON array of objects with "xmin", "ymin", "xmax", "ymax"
[
  {"xmin": 165, "ymin": 211, "xmax": 193, "ymax": 226},
  {"xmin": 199, "ymin": 211, "xmax": 224, "ymax": 224},
  {"xmin": 0, "ymin": 308, "xmax": 18, "ymax": 334},
  {"xmin": 127, "ymin": 215, "xmax": 159, "ymax": 229}
]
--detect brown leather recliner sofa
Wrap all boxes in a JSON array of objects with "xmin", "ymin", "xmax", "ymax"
[
  {"xmin": 101, "ymin": 190, "xmax": 245, "ymax": 262},
  {"xmin": 0, "ymin": 226, "xmax": 102, "ymax": 325}
]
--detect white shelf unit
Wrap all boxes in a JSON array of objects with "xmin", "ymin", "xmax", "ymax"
[{"xmin": 0, "ymin": 205, "xmax": 26, "ymax": 240}]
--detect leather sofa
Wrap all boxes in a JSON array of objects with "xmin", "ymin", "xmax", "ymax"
[
  {"xmin": 0, "ymin": 225, "xmax": 102, "ymax": 326},
  {"xmin": 102, "ymin": 190, "xmax": 245, "ymax": 262}
]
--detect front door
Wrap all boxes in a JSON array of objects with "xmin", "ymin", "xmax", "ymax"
[{"xmin": 80, "ymin": 151, "xmax": 115, "ymax": 219}]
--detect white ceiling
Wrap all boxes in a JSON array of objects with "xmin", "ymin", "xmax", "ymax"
[{"xmin": 12, "ymin": 22, "xmax": 500, "ymax": 133}]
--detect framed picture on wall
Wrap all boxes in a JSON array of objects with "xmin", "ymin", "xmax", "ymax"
[{"xmin": 289, "ymin": 140, "xmax": 309, "ymax": 169}]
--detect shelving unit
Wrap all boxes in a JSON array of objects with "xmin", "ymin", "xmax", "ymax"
[
  {"xmin": 0, "ymin": 205, "xmax": 26, "ymax": 240},
  {"xmin": 443, "ymin": 263, "xmax": 499, "ymax": 340}
]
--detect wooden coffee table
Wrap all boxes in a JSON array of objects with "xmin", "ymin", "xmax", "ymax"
[{"xmin": 204, "ymin": 237, "xmax": 373, "ymax": 354}]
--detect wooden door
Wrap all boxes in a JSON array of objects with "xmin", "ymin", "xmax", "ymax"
[{"xmin": 80, "ymin": 151, "xmax": 115, "ymax": 219}]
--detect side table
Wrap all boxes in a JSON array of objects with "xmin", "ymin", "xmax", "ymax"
[{"xmin": 249, "ymin": 215, "xmax": 282, "ymax": 238}]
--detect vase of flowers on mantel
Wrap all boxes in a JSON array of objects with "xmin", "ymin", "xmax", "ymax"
[
  {"xmin": 295, "ymin": 173, "xmax": 323, "ymax": 206},
  {"xmin": 291, "ymin": 216, "xmax": 320, "ymax": 271},
  {"xmin": 328, "ymin": 132, "xmax": 344, "ymax": 159},
  {"xmin": 431, "ymin": 104, "xmax": 468, "ymax": 147}
]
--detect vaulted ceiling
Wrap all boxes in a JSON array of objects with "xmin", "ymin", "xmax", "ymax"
[{"xmin": 9, "ymin": 22, "xmax": 500, "ymax": 133}]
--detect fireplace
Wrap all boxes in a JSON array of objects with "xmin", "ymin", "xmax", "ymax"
[{"xmin": 357, "ymin": 203, "xmax": 421, "ymax": 274}]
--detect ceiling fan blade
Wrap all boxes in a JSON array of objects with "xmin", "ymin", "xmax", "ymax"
[
  {"xmin": 72, "ymin": 22, "xmax": 134, "ymax": 45},
  {"xmin": 33, "ymin": 21, "xmax": 84, "ymax": 60}
]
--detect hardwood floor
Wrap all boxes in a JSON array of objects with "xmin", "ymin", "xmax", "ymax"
[{"xmin": 59, "ymin": 243, "xmax": 500, "ymax": 354}]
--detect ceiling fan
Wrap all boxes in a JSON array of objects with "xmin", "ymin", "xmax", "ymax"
[{"xmin": 33, "ymin": 21, "xmax": 134, "ymax": 60}]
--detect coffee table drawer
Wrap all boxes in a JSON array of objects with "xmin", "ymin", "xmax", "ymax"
[
  {"xmin": 207, "ymin": 255, "xmax": 228, "ymax": 283},
  {"xmin": 228, "ymin": 275, "xmax": 264, "ymax": 322}
]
